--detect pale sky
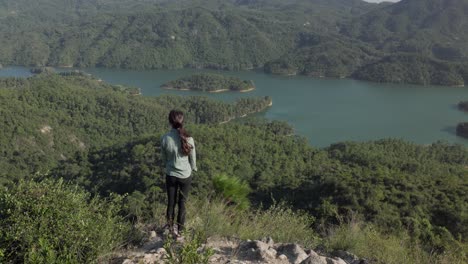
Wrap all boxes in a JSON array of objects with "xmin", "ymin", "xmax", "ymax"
[{"xmin": 364, "ymin": 0, "xmax": 400, "ymax": 2}]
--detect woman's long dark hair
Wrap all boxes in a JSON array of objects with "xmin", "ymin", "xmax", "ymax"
[{"xmin": 168, "ymin": 110, "xmax": 193, "ymax": 155}]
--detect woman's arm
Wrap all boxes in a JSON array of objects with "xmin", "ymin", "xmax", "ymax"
[
  {"xmin": 161, "ymin": 136, "xmax": 167, "ymax": 166},
  {"xmin": 188, "ymin": 137, "xmax": 197, "ymax": 172}
]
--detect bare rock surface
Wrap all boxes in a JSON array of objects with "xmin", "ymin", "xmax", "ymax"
[{"xmin": 106, "ymin": 230, "xmax": 367, "ymax": 264}]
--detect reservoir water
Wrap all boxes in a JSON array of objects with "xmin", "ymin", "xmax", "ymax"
[{"xmin": 3, "ymin": 66, "xmax": 468, "ymax": 148}]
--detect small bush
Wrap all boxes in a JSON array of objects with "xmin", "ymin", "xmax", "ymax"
[
  {"xmin": 163, "ymin": 231, "xmax": 214, "ymax": 264},
  {"xmin": 185, "ymin": 198, "xmax": 318, "ymax": 248},
  {"xmin": 212, "ymin": 174, "xmax": 251, "ymax": 209},
  {"xmin": 0, "ymin": 178, "xmax": 129, "ymax": 264},
  {"xmin": 324, "ymin": 220, "xmax": 467, "ymax": 264}
]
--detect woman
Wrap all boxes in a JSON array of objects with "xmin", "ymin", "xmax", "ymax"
[{"xmin": 161, "ymin": 110, "xmax": 197, "ymax": 240}]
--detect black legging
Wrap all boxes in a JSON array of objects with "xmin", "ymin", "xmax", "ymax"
[{"xmin": 166, "ymin": 175, "xmax": 192, "ymax": 232}]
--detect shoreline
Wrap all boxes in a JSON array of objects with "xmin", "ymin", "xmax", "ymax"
[
  {"xmin": 1, "ymin": 64, "xmax": 464, "ymax": 87},
  {"xmin": 238, "ymin": 87, "xmax": 255, "ymax": 93},
  {"xmin": 161, "ymin": 86, "xmax": 255, "ymax": 93},
  {"xmin": 219, "ymin": 99, "xmax": 273, "ymax": 124}
]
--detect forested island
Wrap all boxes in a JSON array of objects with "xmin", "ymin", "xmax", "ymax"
[
  {"xmin": 456, "ymin": 101, "xmax": 468, "ymax": 138},
  {"xmin": 161, "ymin": 73, "xmax": 255, "ymax": 92},
  {"xmin": 30, "ymin": 66, "xmax": 55, "ymax": 74},
  {"xmin": 0, "ymin": 0, "xmax": 468, "ymax": 86}
]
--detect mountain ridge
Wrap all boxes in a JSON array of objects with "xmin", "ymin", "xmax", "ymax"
[{"xmin": 1, "ymin": 0, "xmax": 467, "ymax": 85}]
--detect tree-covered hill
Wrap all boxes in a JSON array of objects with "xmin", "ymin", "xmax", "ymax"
[
  {"xmin": 0, "ymin": 73, "xmax": 271, "ymax": 182},
  {"xmin": 1, "ymin": 0, "xmax": 468, "ymax": 85},
  {"xmin": 353, "ymin": 53, "xmax": 468, "ymax": 86},
  {"xmin": 339, "ymin": 0, "xmax": 468, "ymax": 85},
  {"xmin": 1, "ymin": 0, "xmax": 365, "ymax": 70},
  {"xmin": 264, "ymin": 33, "xmax": 382, "ymax": 77},
  {"xmin": 343, "ymin": 0, "xmax": 468, "ymax": 58},
  {"xmin": 55, "ymin": 123, "xmax": 468, "ymax": 253},
  {"xmin": 0, "ymin": 74, "xmax": 466, "ymax": 261}
]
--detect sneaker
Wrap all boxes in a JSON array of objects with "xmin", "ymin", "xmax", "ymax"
[
  {"xmin": 175, "ymin": 235, "xmax": 185, "ymax": 243},
  {"xmin": 162, "ymin": 223, "xmax": 174, "ymax": 238},
  {"xmin": 171, "ymin": 226, "xmax": 179, "ymax": 238}
]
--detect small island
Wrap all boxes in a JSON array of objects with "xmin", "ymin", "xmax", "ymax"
[
  {"xmin": 161, "ymin": 73, "xmax": 255, "ymax": 93},
  {"xmin": 456, "ymin": 122, "xmax": 468, "ymax": 138},
  {"xmin": 458, "ymin": 101, "xmax": 468, "ymax": 112},
  {"xmin": 456, "ymin": 101, "xmax": 468, "ymax": 138},
  {"xmin": 30, "ymin": 67, "xmax": 55, "ymax": 74}
]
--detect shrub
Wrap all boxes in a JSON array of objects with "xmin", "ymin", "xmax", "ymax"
[
  {"xmin": 0, "ymin": 178, "xmax": 129, "ymax": 264},
  {"xmin": 324, "ymin": 220, "xmax": 467, "ymax": 264},
  {"xmin": 212, "ymin": 174, "xmax": 251, "ymax": 209},
  {"xmin": 163, "ymin": 230, "xmax": 214, "ymax": 264},
  {"xmin": 185, "ymin": 198, "xmax": 318, "ymax": 248}
]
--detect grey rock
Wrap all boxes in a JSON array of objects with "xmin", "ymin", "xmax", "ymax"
[
  {"xmin": 241, "ymin": 247, "xmax": 262, "ymax": 261},
  {"xmin": 149, "ymin": 230, "xmax": 157, "ymax": 238},
  {"xmin": 209, "ymin": 253, "xmax": 228, "ymax": 263},
  {"xmin": 300, "ymin": 255, "xmax": 328, "ymax": 264},
  {"xmin": 302, "ymin": 250, "xmax": 357, "ymax": 264},
  {"xmin": 238, "ymin": 240, "xmax": 279, "ymax": 262},
  {"xmin": 156, "ymin": 248, "xmax": 167, "ymax": 255},
  {"xmin": 239, "ymin": 240, "xmax": 269, "ymax": 253},
  {"xmin": 351, "ymin": 260, "xmax": 372, "ymax": 264},
  {"xmin": 143, "ymin": 253, "xmax": 158, "ymax": 264},
  {"xmin": 261, "ymin": 236, "xmax": 275, "ymax": 247},
  {"xmin": 276, "ymin": 243, "xmax": 308, "ymax": 264},
  {"xmin": 268, "ymin": 248, "xmax": 278, "ymax": 257},
  {"xmin": 260, "ymin": 247, "xmax": 277, "ymax": 260},
  {"xmin": 122, "ymin": 259, "xmax": 134, "ymax": 264},
  {"xmin": 332, "ymin": 250, "xmax": 358, "ymax": 264},
  {"xmin": 327, "ymin": 257, "xmax": 348, "ymax": 264}
]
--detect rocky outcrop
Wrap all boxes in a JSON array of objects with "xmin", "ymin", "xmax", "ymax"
[
  {"xmin": 111, "ymin": 232, "xmax": 369, "ymax": 264},
  {"xmin": 458, "ymin": 101, "xmax": 468, "ymax": 112},
  {"xmin": 457, "ymin": 122, "xmax": 468, "ymax": 138}
]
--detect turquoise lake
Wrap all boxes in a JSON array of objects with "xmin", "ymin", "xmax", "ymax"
[{"xmin": 3, "ymin": 66, "xmax": 468, "ymax": 148}]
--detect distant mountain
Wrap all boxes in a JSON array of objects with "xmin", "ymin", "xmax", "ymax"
[
  {"xmin": 1, "ymin": 0, "xmax": 468, "ymax": 85},
  {"xmin": 333, "ymin": 0, "xmax": 468, "ymax": 85},
  {"xmin": 343, "ymin": 0, "xmax": 468, "ymax": 59}
]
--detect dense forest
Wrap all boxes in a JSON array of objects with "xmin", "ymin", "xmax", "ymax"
[
  {"xmin": 0, "ymin": 73, "xmax": 271, "ymax": 183},
  {"xmin": 0, "ymin": 74, "xmax": 467, "ymax": 262},
  {"xmin": 161, "ymin": 73, "xmax": 255, "ymax": 92},
  {"xmin": 0, "ymin": 0, "xmax": 468, "ymax": 85}
]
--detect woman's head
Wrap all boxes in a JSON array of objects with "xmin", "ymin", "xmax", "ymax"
[
  {"xmin": 168, "ymin": 110, "xmax": 193, "ymax": 155},
  {"xmin": 168, "ymin": 110, "xmax": 184, "ymax": 129}
]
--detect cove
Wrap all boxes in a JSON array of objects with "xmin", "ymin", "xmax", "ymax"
[{"xmin": 3, "ymin": 66, "xmax": 468, "ymax": 148}]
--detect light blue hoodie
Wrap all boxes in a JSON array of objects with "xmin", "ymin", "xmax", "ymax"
[{"xmin": 161, "ymin": 128, "xmax": 197, "ymax": 178}]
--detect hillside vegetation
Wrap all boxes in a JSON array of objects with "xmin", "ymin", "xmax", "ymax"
[
  {"xmin": 1, "ymin": 0, "xmax": 468, "ymax": 85},
  {"xmin": 0, "ymin": 75, "xmax": 466, "ymax": 263},
  {"xmin": 0, "ymin": 73, "xmax": 271, "ymax": 182}
]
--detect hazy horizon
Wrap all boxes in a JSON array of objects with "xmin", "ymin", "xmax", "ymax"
[{"xmin": 364, "ymin": 0, "xmax": 400, "ymax": 3}]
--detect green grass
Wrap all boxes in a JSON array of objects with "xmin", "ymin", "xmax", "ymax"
[
  {"xmin": 151, "ymin": 197, "xmax": 318, "ymax": 249},
  {"xmin": 150, "ymin": 198, "xmax": 467, "ymax": 264},
  {"xmin": 324, "ymin": 219, "xmax": 467, "ymax": 264}
]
